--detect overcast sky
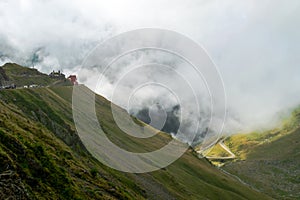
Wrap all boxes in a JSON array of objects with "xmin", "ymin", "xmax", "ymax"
[{"xmin": 0, "ymin": 0, "xmax": 300, "ymax": 134}]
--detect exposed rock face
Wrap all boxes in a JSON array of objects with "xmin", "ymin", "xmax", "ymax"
[{"xmin": 0, "ymin": 171, "xmax": 30, "ymax": 200}]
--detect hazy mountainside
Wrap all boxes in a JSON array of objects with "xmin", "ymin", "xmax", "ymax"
[
  {"xmin": 0, "ymin": 65, "xmax": 271, "ymax": 199},
  {"xmin": 0, "ymin": 67, "xmax": 9, "ymax": 84},
  {"xmin": 0, "ymin": 63, "xmax": 72, "ymax": 87},
  {"xmin": 223, "ymin": 108, "xmax": 300, "ymax": 199}
]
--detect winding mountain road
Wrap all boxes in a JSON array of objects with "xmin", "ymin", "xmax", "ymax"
[{"xmin": 204, "ymin": 140, "xmax": 236, "ymax": 160}]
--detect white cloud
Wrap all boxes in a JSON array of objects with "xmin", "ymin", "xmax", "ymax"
[{"xmin": 0, "ymin": 0, "xmax": 300, "ymax": 134}]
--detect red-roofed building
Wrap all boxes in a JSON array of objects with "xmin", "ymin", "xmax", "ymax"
[{"xmin": 68, "ymin": 75, "xmax": 78, "ymax": 85}]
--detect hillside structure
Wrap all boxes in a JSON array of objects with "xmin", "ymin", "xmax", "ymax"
[
  {"xmin": 67, "ymin": 75, "xmax": 78, "ymax": 85},
  {"xmin": 49, "ymin": 70, "xmax": 65, "ymax": 79}
]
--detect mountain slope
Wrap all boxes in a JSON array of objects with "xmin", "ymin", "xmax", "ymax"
[
  {"xmin": 0, "ymin": 80, "xmax": 271, "ymax": 198},
  {"xmin": 223, "ymin": 108, "xmax": 300, "ymax": 199},
  {"xmin": 0, "ymin": 63, "xmax": 72, "ymax": 87},
  {"xmin": 0, "ymin": 88, "xmax": 145, "ymax": 199},
  {"xmin": 0, "ymin": 67, "xmax": 9, "ymax": 84}
]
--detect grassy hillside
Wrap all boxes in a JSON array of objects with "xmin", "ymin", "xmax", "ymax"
[
  {"xmin": 0, "ymin": 84, "xmax": 271, "ymax": 199},
  {"xmin": 223, "ymin": 108, "xmax": 300, "ymax": 199},
  {"xmin": 0, "ymin": 63, "xmax": 72, "ymax": 87},
  {"xmin": 0, "ymin": 87, "xmax": 145, "ymax": 199}
]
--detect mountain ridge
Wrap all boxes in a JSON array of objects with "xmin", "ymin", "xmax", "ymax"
[
  {"xmin": 0, "ymin": 63, "xmax": 72, "ymax": 87},
  {"xmin": 0, "ymin": 63, "xmax": 271, "ymax": 199}
]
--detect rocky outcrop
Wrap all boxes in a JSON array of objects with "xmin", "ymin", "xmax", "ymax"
[{"xmin": 0, "ymin": 170, "xmax": 30, "ymax": 200}]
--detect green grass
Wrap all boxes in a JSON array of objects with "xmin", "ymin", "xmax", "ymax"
[
  {"xmin": 223, "ymin": 107, "xmax": 300, "ymax": 199},
  {"xmin": 0, "ymin": 68, "xmax": 272, "ymax": 199},
  {"xmin": 0, "ymin": 87, "xmax": 147, "ymax": 199}
]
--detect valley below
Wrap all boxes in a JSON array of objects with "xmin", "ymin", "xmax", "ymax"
[{"xmin": 205, "ymin": 108, "xmax": 300, "ymax": 199}]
